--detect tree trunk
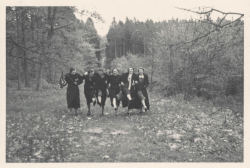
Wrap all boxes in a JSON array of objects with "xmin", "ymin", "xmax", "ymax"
[
  {"xmin": 114, "ymin": 39, "xmax": 117, "ymax": 58},
  {"xmin": 36, "ymin": 33, "xmax": 45, "ymax": 91},
  {"xmin": 36, "ymin": 7, "xmax": 57, "ymax": 90},
  {"xmin": 47, "ymin": 62, "xmax": 53, "ymax": 83},
  {"xmin": 21, "ymin": 10, "xmax": 30, "ymax": 87},
  {"xmin": 123, "ymin": 40, "xmax": 125, "ymax": 56},
  {"xmin": 169, "ymin": 45, "xmax": 174, "ymax": 81},
  {"xmin": 17, "ymin": 58, "xmax": 22, "ymax": 90},
  {"xmin": 143, "ymin": 37, "xmax": 145, "ymax": 57},
  {"xmin": 16, "ymin": 8, "xmax": 22, "ymax": 90},
  {"xmin": 47, "ymin": 7, "xmax": 57, "ymax": 83},
  {"xmin": 150, "ymin": 55, "xmax": 154, "ymax": 91},
  {"xmin": 36, "ymin": 63, "xmax": 43, "ymax": 91},
  {"xmin": 53, "ymin": 64, "xmax": 57, "ymax": 83}
]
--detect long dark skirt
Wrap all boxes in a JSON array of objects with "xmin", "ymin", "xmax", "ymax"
[
  {"xmin": 67, "ymin": 85, "xmax": 80, "ymax": 109},
  {"xmin": 121, "ymin": 86, "xmax": 140, "ymax": 109},
  {"xmin": 109, "ymin": 86, "xmax": 122, "ymax": 107},
  {"xmin": 121, "ymin": 87, "xmax": 150, "ymax": 110},
  {"xmin": 84, "ymin": 86, "xmax": 95, "ymax": 104}
]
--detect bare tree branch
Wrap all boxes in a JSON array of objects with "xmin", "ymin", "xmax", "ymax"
[
  {"xmin": 175, "ymin": 7, "xmax": 244, "ymax": 16},
  {"xmin": 171, "ymin": 7, "xmax": 244, "ymax": 49},
  {"xmin": 53, "ymin": 22, "xmax": 74, "ymax": 31}
]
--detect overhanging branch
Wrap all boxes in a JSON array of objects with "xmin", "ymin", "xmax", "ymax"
[
  {"xmin": 170, "ymin": 7, "xmax": 244, "ymax": 49},
  {"xmin": 175, "ymin": 7, "xmax": 244, "ymax": 16}
]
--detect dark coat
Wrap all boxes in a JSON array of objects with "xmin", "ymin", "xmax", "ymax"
[
  {"xmin": 65, "ymin": 73, "xmax": 83, "ymax": 109},
  {"xmin": 120, "ymin": 72, "xmax": 141, "ymax": 109},
  {"xmin": 121, "ymin": 72, "xmax": 137, "ymax": 88},
  {"xmin": 93, "ymin": 73, "xmax": 109, "ymax": 91},
  {"xmin": 109, "ymin": 74, "xmax": 122, "ymax": 107},
  {"xmin": 82, "ymin": 74, "xmax": 96, "ymax": 104},
  {"xmin": 109, "ymin": 74, "xmax": 122, "ymax": 97},
  {"xmin": 93, "ymin": 73, "xmax": 109, "ymax": 106}
]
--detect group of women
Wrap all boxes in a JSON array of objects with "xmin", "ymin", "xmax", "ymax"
[{"xmin": 60, "ymin": 67, "xmax": 150, "ymax": 116}]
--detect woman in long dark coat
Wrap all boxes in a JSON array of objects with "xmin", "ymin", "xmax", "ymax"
[
  {"xmin": 64, "ymin": 68, "xmax": 83, "ymax": 115},
  {"xmin": 121, "ymin": 67, "xmax": 140, "ymax": 114},
  {"xmin": 82, "ymin": 69, "xmax": 96, "ymax": 116},
  {"xmin": 135, "ymin": 67, "xmax": 150, "ymax": 112},
  {"xmin": 109, "ymin": 68, "xmax": 123, "ymax": 114}
]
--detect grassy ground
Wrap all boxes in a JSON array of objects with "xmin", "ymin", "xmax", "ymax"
[{"xmin": 6, "ymin": 86, "xmax": 243, "ymax": 162}]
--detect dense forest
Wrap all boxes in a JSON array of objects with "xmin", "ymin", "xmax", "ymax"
[
  {"xmin": 6, "ymin": 7, "xmax": 104, "ymax": 90},
  {"xmin": 6, "ymin": 7, "xmax": 243, "ymax": 101},
  {"xmin": 106, "ymin": 16, "xmax": 243, "ymax": 100}
]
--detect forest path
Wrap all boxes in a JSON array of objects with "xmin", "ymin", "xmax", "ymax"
[{"xmin": 6, "ymin": 86, "xmax": 243, "ymax": 162}]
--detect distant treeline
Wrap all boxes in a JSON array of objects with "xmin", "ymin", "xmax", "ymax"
[{"xmin": 106, "ymin": 16, "xmax": 243, "ymax": 99}]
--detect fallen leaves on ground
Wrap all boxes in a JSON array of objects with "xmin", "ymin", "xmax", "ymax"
[{"xmin": 6, "ymin": 88, "xmax": 243, "ymax": 162}]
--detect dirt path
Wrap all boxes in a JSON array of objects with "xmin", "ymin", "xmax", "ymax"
[{"xmin": 6, "ymin": 87, "xmax": 243, "ymax": 162}]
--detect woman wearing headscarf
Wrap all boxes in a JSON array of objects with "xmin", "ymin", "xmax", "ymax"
[
  {"xmin": 109, "ymin": 68, "xmax": 123, "ymax": 114},
  {"xmin": 64, "ymin": 68, "xmax": 83, "ymax": 116}
]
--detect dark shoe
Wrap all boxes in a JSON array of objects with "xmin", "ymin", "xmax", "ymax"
[{"xmin": 127, "ymin": 109, "xmax": 131, "ymax": 116}]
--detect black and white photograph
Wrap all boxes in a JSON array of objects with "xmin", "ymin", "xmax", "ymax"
[{"xmin": 2, "ymin": 0, "xmax": 248, "ymax": 165}]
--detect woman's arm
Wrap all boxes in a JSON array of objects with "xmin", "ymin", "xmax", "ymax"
[
  {"xmin": 59, "ymin": 72, "xmax": 67, "ymax": 88},
  {"xmin": 77, "ymin": 73, "xmax": 84, "ymax": 85},
  {"xmin": 64, "ymin": 74, "xmax": 71, "ymax": 84}
]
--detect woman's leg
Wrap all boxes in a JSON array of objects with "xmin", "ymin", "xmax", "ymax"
[
  {"xmin": 87, "ymin": 103, "xmax": 91, "ymax": 116},
  {"xmin": 101, "ymin": 105, "xmax": 104, "ymax": 115},
  {"xmin": 113, "ymin": 98, "xmax": 117, "ymax": 109},
  {"xmin": 124, "ymin": 88, "xmax": 132, "ymax": 101},
  {"xmin": 116, "ymin": 90, "xmax": 123, "ymax": 102},
  {"xmin": 97, "ymin": 90, "xmax": 102, "ymax": 104},
  {"xmin": 74, "ymin": 108, "xmax": 78, "ymax": 116},
  {"xmin": 92, "ymin": 97, "xmax": 96, "ymax": 105},
  {"xmin": 127, "ymin": 107, "xmax": 131, "ymax": 115},
  {"xmin": 68, "ymin": 108, "xmax": 72, "ymax": 113},
  {"xmin": 113, "ymin": 97, "xmax": 118, "ymax": 115},
  {"xmin": 121, "ymin": 86, "xmax": 131, "ymax": 101},
  {"xmin": 138, "ymin": 90, "xmax": 147, "ymax": 112}
]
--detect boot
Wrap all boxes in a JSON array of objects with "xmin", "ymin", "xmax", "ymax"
[
  {"xmin": 87, "ymin": 110, "xmax": 91, "ymax": 116},
  {"xmin": 127, "ymin": 109, "xmax": 131, "ymax": 116}
]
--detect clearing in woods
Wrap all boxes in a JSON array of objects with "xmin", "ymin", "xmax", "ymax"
[{"xmin": 6, "ymin": 86, "xmax": 243, "ymax": 162}]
